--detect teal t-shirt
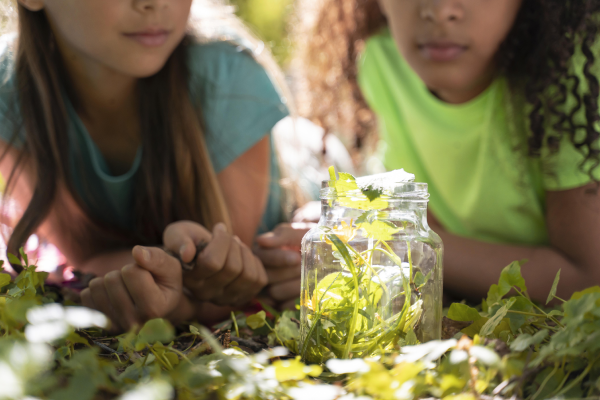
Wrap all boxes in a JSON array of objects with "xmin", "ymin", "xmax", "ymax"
[{"xmin": 0, "ymin": 39, "xmax": 288, "ymax": 233}]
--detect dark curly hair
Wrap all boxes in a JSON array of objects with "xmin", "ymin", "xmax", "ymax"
[{"xmin": 302, "ymin": 0, "xmax": 600, "ymax": 179}]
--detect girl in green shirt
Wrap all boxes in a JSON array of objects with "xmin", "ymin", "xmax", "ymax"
[
  {"xmin": 0, "ymin": 0, "xmax": 293, "ymax": 331},
  {"xmin": 290, "ymin": 0, "xmax": 600, "ymax": 302}
]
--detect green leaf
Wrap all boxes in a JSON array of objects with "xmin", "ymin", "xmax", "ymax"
[
  {"xmin": 274, "ymin": 310, "xmax": 300, "ymax": 342},
  {"xmin": 246, "ymin": 311, "xmax": 267, "ymax": 330},
  {"xmin": 510, "ymin": 329, "xmax": 549, "ymax": 352},
  {"xmin": 448, "ymin": 303, "xmax": 482, "ymax": 322},
  {"xmin": 570, "ymin": 286, "xmax": 600, "ymax": 301},
  {"xmin": 498, "ymin": 261, "xmax": 527, "ymax": 297},
  {"xmin": 405, "ymin": 328, "xmax": 418, "ymax": 345},
  {"xmin": 189, "ymin": 325, "xmax": 200, "ymax": 336},
  {"xmin": 361, "ymin": 185, "xmax": 384, "ymax": 202},
  {"xmin": 486, "ymin": 284, "xmax": 502, "ymax": 306},
  {"xmin": 8, "ymin": 253, "xmax": 22, "ymax": 268},
  {"xmin": 546, "ymin": 269, "xmax": 561, "ymax": 305},
  {"xmin": 137, "ymin": 319, "xmax": 175, "ymax": 346},
  {"xmin": 356, "ymin": 220, "xmax": 401, "ymax": 241},
  {"xmin": 480, "ymin": 298, "xmax": 516, "ymax": 337},
  {"xmin": 414, "ymin": 271, "xmax": 431, "ymax": 289},
  {"xmin": 506, "ymin": 297, "xmax": 533, "ymax": 333},
  {"xmin": 19, "ymin": 248, "xmax": 28, "ymax": 267},
  {"xmin": 0, "ymin": 273, "xmax": 11, "ymax": 290}
]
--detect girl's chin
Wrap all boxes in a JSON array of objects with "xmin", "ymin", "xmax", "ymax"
[{"xmin": 117, "ymin": 59, "xmax": 171, "ymax": 79}]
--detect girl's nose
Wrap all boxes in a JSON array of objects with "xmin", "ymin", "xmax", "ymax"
[
  {"xmin": 419, "ymin": 0, "xmax": 465, "ymax": 23},
  {"xmin": 133, "ymin": 0, "xmax": 168, "ymax": 12}
]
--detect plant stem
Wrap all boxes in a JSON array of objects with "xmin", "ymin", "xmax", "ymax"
[
  {"xmin": 555, "ymin": 354, "xmax": 600, "ymax": 397},
  {"xmin": 231, "ymin": 312, "xmax": 240, "ymax": 338},
  {"xmin": 347, "ymin": 245, "xmax": 389, "ymax": 301},
  {"xmin": 530, "ymin": 363, "xmax": 558, "ymax": 400},
  {"xmin": 514, "ymin": 288, "xmax": 565, "ymax": 328},
  {"xmin": 265, "ymin": 320, "xmax": 284, "ymax": 347},
  {"xmin": 168, "ymin": 347, "xmax": 194, "ymax": 366},
  {"xmin": 507, "ymin": 310, "xmax": 546, "ymax": 318}
]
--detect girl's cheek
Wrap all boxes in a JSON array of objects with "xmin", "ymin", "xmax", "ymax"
[{"xmin": 45, "ymin": 0, "xmax": 192, "ymax": 78}]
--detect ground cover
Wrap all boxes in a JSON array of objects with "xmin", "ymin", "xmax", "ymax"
[{"xmin": 1, "ymin": 251, "xmax": 600, "ymax": 399}]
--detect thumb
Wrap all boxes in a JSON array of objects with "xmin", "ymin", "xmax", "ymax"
[{"xmin": 132, "ymin": 246, "xmax": 181, "ymax": 288}]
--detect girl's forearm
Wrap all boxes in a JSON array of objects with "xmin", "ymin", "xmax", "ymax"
[{"xmin": 439, "ymin": 230, "xmax": 591, "ymax": 303}]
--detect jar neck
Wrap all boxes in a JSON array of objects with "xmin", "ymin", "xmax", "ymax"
[{"xmin": 319, "ymin": 198, "xmax": 430, "ymax": 231}]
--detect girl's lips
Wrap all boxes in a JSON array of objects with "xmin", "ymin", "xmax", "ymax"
[
  {"xmin": 124, "ymin": 30, "xmax": 170, "ymax": 47},
  {"xmin": 419, "ymin": 43, "xmax": 467, "ymax": 62}
]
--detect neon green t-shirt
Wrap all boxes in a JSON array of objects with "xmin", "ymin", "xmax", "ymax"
[{"xmin": 358, "ymin": 30, "xmax": 598, "ymax": 246}]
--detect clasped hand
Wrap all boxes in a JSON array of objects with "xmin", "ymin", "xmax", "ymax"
[{"xmin": 82, "ymin": 221, "xmax": 267, "ymax": 332}]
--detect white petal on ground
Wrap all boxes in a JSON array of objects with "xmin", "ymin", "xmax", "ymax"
[
  {"xmin": 64, "ymin": 307, "xmax": 108, "ymax": 329},
  {"xmin": 24, "ymin": 321, "xmax": 70, "ymax": 343},
  {"xmin": 0, "ymin": 362, "xmax": 22, "ymax": 398},
  {"xmin": 395, "ymin": 339, "xmax": 457, "ymax": 364},
  {"xmin": 119, "ymin": 380, "xmax": 173, "ymax": 400},
  {"xmin": 449, "ymin": 349, "xmax": 469, "ymax": 364},
  {"xmin": 288, "ymin": 383, "xmax": 344, "ymax": 400},
  {"xmin": 26, "ymin": 303, "xmax": 65, "ymax": 325},
  {"xmin": 326, "ymin": 359, "xmax": 370, "ymax": 374},
  {"xmin": 469, "ymin": 345, "xmax": 501, "ymax": 367}
]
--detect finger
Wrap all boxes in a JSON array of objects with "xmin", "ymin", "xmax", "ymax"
[
  {"xmin": 193, "ymin": 223, "xmax": 231, "ymax": 280},
  {"xmin": 81, "ymin": 288, "xmax": 95, "ymax": 309},
  {"xmin": 132, "ymin": 246, "xmax": 182, "ymax": 291},
  {"xmin": 104, "ymin": 270, "xmax": 139, "ymax": 331},
  {"xmin": 255, "ymin": 223, "xmax": 300, "ymax": 248},
  {"xmin": 253, "ymin": 247, "xmax": 301, "ymax": 269},
  {"xmin": 266, "ymin": 265, "xmax": 301, "ymax": 284},
  {"xmin": 163, "ymin": 221, "xmax": 212, "ymax": 263},
  {"xmin": 196, "ymin": 236, "xmax": 243, "ymax": 302},
  {"xmin": 88, "ymin": 277, "xmax": 119, "ymax": 331},
  {"xmin": 268, "ymin": 278, "xmax": 301, "ymax": 303},
  {"xmin": 121, "ymin": 263, "xmax": 169, "ymax": 321},
  {"xmin": 220, "ymin": 244, "xmax": 265, "ymax": 306}
]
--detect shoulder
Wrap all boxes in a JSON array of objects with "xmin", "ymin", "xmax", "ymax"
[
  {"xmin": 185, "ymin": 40, "xmax": 288, "ymax": 173},
  {"xmin": 186, "ymin": 40, "xmax": 272, "ymax": 92},
  {"xmin": 0, "ymin": 33, "xmax": 22, "ymax": 146},
  {"xmin": 0, "ymin": 33, "xmax": 17, "ymax": 96}
]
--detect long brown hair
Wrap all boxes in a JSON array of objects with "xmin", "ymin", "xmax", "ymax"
[
  {"xmin": 303, "ymin": 0, "xmax": 600, "ymax": 179},
  {"xmin": 4, "ymin": 5, "xmax": 231, "ymax": 265}
]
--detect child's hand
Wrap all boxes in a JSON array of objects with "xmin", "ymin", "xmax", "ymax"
[
  {"xmin": 254, "ymin": 223, "xmax": 315, "ymax": 310},
  {"xmin": 163, "ymin": 221, "xmax": 268, "ymax": 307},
  {"xmin": 81, "ymin": 246, "xmax": 183, "ymax": 333}
]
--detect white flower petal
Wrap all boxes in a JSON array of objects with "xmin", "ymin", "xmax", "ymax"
[
  {"xmin": 0, "ymin": 362, "xmax": 22, "ymax": 398},
  {"xmin": 119, "ymin": 380, "xmax": 173, "ymax": 400},
  {"xmin": 449, "ymin": 349, "xmax": 469, "ymax": 364},
  {"xmin": 326, "ymin": 359, "xmax": 370, "ymax": 374},
  {"xmin": 26, "ymin": 303, "xmax": 64, "ymax": 325},
  {"xmin": 25, "ymin": 321, "xmax": 69, "ymax": 343},
  {"xmin": 288, "ymin": 384, "xmax": 344, "ymax": 400},
  {"xmin": 64, "ymin": 307, "xmax": 108, "ymax": 329}
]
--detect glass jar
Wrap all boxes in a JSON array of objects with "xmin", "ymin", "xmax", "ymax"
[{"xmin": 300, "ymin": 169, "xmax": 443, "ymax": 364}]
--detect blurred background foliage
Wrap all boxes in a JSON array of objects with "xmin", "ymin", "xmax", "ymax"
[{"xmin": 230, "ymin": 0, "xmax": 296, "ymax": 66}]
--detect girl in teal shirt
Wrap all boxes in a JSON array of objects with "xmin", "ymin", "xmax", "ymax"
[
  {"xmin": 0, "ymin": 0, "xmax": 290, "ymax": 331},
  {"xmin": 286, "ymin": 0, "xmax": 600, "ymax": 303}
]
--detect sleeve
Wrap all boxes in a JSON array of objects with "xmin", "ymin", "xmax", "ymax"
[
  {"xmin": 541, "ymin": 40, "xmax": 600, "ymax": 191},
  {"xmin": 188, "ymin": 42, "xmax": 289, "ymax": 173},
  {"xmin": 0, "ymin": 39, "xmax": 24, "ymax": 148},
  {"xmin": 541, "ymin": 135, "xmax": 600, "ymax": 191}
]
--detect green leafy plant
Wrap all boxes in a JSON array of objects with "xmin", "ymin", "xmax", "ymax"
[
  {"xmin": 3, "ymin": 248, "xmax": 600, "ymax": 399},
  {"xmin": 301, "ymin": 168, "xmax": 428, "ymax": 364}
]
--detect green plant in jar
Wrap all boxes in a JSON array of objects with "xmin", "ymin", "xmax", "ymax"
[{"xmin": 300, "ymin": 167, "xmax": 443, "ymax": 364}]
